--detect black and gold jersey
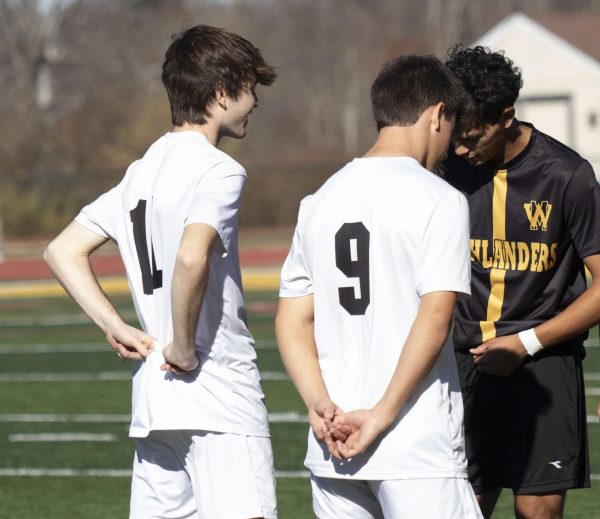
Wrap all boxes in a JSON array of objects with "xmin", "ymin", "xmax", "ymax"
[{"xmin": 439, "ymin": 123, "xmax": 600, "ymax": 352}]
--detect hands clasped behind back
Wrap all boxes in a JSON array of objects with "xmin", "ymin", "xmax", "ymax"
[{"xmin": 322, "ymin": 408, "xmax": 390, "ymax": 461}]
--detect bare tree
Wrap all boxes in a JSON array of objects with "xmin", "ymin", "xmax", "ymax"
[
  {"xmin": 2, "ymin": 0, "xmax": 599, "ymax": 235},
  {"xmin": 0, "ymin": 0, "xmax": 68, "ymax": 110}
]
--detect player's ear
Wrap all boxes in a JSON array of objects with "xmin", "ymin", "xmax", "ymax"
[
  {"xmin": 431, "ymin": 102, "xmax": 445, "ymax": 132},
  {"xmin": 215, "ymin": 85, "xmax": 228, "ymax": 110},
  {"xmin": 501, "ymin": 106, "xmax": 516, "ymax": 128}
]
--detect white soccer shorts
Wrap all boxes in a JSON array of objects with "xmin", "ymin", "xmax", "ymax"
[
  {"xmin": 311, "ymin": 475, "xmax": 482, "ymax": 519},
  {"xmin": 130, "ymin": 430, "xmax": 277, "ymax": 519}
]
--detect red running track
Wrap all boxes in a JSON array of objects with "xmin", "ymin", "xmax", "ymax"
[{"xmin": 0, "ymin": 249, "xmax": 287, "ymax": 282}]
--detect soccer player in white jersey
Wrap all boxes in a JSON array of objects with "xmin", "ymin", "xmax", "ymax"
[
  {"xmin": 44, "ymin": 25, "xmax": 277, "ymax": 519},
  {"xmin": 276, "ymin": 55, "xmax": 483, "ymax": 519}
]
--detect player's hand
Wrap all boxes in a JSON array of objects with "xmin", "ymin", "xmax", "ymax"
[
  {"xmin": 106, "ymin": 324, "xmax": 154, "ymax": 361},
  {"xmin": 160, "ymin": 342, "xmax": 200, "ymax": 375},
  {"xmin": 308, "ymin": 397, "xmax": 351, "ymax": 455},
  {"xmin": 470, "ymin": 334, "xmax": 528, "ymax": 376},
  {"xmin": 330, "ymin": 409, "xmax": 386, "ymax": 460}
]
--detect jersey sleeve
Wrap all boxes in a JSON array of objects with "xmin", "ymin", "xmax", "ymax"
[
  {"xmin": 279, "ymin": 197, "xmax": 313, "ymax": 297},
  {"xmin": 563, "ymin": 160, "xmax": 600, "ymax": 259},
  {"xmin": 416, "ymin": 190, "xmax": 471, "ymax": 296},
  {"xmin": 75, "ymin": 184, "xmax": 122, "ymax": 240},
  {"xmin": 185, "ymin": 162, "xmax": 246, "ymax": 255}
]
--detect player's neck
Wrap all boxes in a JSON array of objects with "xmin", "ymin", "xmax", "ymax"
[
  {"xmin": 362, "ymin": 126, "xmax": 424, "ymax": 163},
  {"xmin": 172, "ymin": 122, "xmax": 220, "ymax": 146},
  {"xmin": 500, "ymin": 121, "xmax": 532, "ymax": 165}
]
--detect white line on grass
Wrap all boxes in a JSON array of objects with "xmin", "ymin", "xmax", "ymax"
[
  {"xmin": 0, "ymin": 372, "xmax": 131, "ymax": 382},
  {"xmin": 262, "ymin": 371, "xmax": 289, "ymax": 380},
  {"xmin": 0, "ymin": 468, "xmax": 311, "ymax": 478},
  {"xmin": 0, "ymin": 412, "xmax": 307, "ymax": 424},
  {"xmin": 0, "ymin": 469, "xmax": 132, "ymax": 477},
  {"xmin": 269, "ymin": 411, "xmax": 307, "ymax": 423},
  {"xmin": 0, "ymin": 414, "xmax": 130, "ymax": 423},
  {"xmin": 5, "ymin": 337, "xmax": 589, "ymax": 353},
  {"xmin": 275, "ymin": 471, "xmax": 311, "ymax": 478},
  {"xmin": 3, "ymin": 369, "xmax": 600, "ymax": 392},
  {"xmin": 0, "ymin": 370, "xmax": 290, "ymax": 382},
  {"xmin": 0, "ymin": 312, "xmax": 139, "ymax": 328},
  {"xmin": 9, "ymin": 433, "xmax": 116, "ymax": 442},
  {"xmin": 0, "ymin": 467, "xmax": 594, "ymax": 479},
  {"xmin": 7, "ymin": 365, "xmax": 600, "ymax": 385},
  {"xmin": 0, "ymin": 343, "xmax": 108, "ymax": 354},
  {"xmin": 0, "ymin": 340, "xmax": 277, "ymax": 353},
  {"xmin": 0, "ymin": 411, "xmax": 592, "ymax": 425}
]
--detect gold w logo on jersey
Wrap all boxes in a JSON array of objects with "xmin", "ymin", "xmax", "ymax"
[{"xmin": 524, "ymin": 201, "xmax": 552, "ymax": 231}]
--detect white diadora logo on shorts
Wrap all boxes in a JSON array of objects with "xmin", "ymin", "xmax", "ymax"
[{"xmin": 548, "ymin": 460, "xmax": 562, "ymax": 469}]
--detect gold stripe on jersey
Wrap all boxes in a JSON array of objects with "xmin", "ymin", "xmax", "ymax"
[{"xmin": 480, "ymin": 169, "xmax": 508, "ymax": 342}]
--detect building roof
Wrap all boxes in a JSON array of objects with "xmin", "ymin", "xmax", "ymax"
[
  {"xmin": 476, "ymin": 12, "xmax": 600, "ymax": 81},
  {"xmin": 535, "ymin": 12, "xmax": 600, "ymax": 63}
]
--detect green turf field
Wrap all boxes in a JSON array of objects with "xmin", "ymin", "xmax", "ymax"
[{"xmin": 0, "ymin": 290, "xmax": 598, "ymax": 518}]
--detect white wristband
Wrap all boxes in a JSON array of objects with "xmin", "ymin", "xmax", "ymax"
[{"xmin": 518, "ymin": 328, "xmax": 543, "ymax": 356}]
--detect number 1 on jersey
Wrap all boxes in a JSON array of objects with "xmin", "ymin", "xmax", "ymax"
[
  {"xmin": 335, "ymin": 222, "xmax": 370, "ymax": 315},
  {"xmin": 130, "ymin": 199, "xmax": 163, "ymax": 295}
]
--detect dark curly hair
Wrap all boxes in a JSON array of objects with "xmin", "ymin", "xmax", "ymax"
[{"xmin": 446, "ymin": 44, "xmax": 522, "ymax": 129}]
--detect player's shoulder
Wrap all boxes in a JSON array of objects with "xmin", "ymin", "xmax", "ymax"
[
  {"xmin": 312, "ymin": 156, "xmax": 464, "ymax": 204},
  {"xmin": 299, "ymin": 160, "xmax": 353, "ymax": 200},
  {"xmin": 403, "ymin": 158, "xmax": 467, "ymax": 206},
  {"xmin": 296, "ymin": 193, "xmax": 317, "ymax": 221},
  {"xmin": 174, "ymin": 133, "xmax": 246, "ymax": 177},
  {"xmin": 422, "ymin": 162, "xmax": 464, "ymax": 193},
  {"xmin": 144, "ymin": 132, "xmax": 244, "ymax": 177},
  {"xmin": 530, "ymin": 125, "xmax": 587, "ymax": 174},
  {"xmin": 204, "ymin": 152, "xmax": 246, "ymax": 180}
]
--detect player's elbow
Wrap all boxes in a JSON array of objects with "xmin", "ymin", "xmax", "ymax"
[
  {"xmin": 44, "ymin": 234, "xmax": 86, "ymax": 272},
  {"xmin": 43, "ymin": 239, "xmax": 62, "ymax": 270},
  {"xmin": 175, "ymin": 250, "xmax": 209, "ymax": 278}
]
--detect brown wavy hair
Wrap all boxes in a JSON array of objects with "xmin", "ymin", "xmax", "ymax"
[{"xmin": 162, "ymin": 25, "xmax": 276, "ymax": 126}]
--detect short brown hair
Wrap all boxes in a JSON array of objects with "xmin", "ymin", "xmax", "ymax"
[
  {"xmin": 162, "ymin": 25, "xmax": 276, "ymax": 126},
  {"xmin": 371, "ymin": 55, "xmax": 464, "ymax": 131}
]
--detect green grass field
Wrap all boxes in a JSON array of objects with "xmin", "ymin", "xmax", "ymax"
[{"xmin": 0, "ymin": 290, "xmax": 598, "ymax": 518}]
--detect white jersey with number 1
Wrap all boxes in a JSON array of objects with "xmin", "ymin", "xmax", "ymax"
[
  {"xmin": 75, "ymin": 131, "xmax": 269, "ymax": 439},
  {"xmin": 279, "ymin": 156, "xmax": 471, "ymax": 479}
]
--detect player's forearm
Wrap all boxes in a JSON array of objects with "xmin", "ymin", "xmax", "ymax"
[
  {"xmin": 169, "ymin": 223, "xmax": 217, "ymax": 357},
  {"xmin": 44, "ymin": 232, "xmax": 121, "ymax": 334},
  {"xmin": 170, "ymin": 252, "xmax": 210, "ymax": 354},
  {"xmin": 373, "ymin": 292, "xmax": 455, "ymax": 428},
  {"xmin": 534, "ymin": 254, "xmax": 600, "ymax": 349},
  {"xmin": 534, "ymin": 285, "xmax": 600, "ymax": 347},
  {"xmin": 275, "ymin": 297, "xmax": 329, "ymax": 410}
]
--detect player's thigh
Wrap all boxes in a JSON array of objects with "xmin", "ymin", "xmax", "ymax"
[
  {"xmin": 186, "ymin": 432, "xmax": 277, "ymax": 519},
  {"xmin": 374, "ymin": 478, "xmax": 482, "ymax": 519},
  {"xmin": 130, "ymin": 431, "xmax": 196, "ymax": 519},
  {"xmin": 311, "ymin": 475, "xmax": 384, "ymax": 519},
  {"xmin": 506, "ymin": 354, "xmax": 589, "ymax": 493}
]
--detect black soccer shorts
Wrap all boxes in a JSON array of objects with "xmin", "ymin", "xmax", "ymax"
[{"xmin": 455, "ymin": 347, "xmax": 590, "ymax": 495}]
